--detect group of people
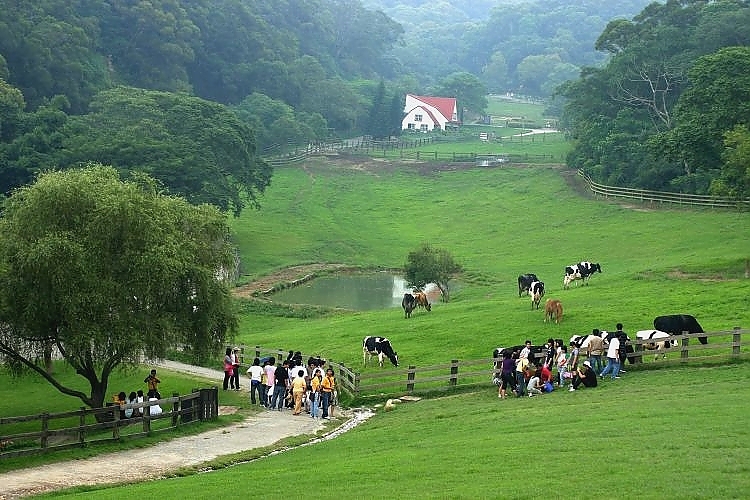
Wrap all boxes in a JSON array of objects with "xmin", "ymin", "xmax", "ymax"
[
  {"xmin": 113, "ymin": 369, "xmax": 164, "ymax": 419},
  {"xmin": 245, "ymin": 351, "xmax": 338, "ymax": 420},
  {"xmin": 494, "ymin": 324, "xmax": 629, "ymax": 399}
]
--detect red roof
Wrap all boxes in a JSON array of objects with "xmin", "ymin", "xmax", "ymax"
[{"xmin": 408, "ymin": 94, "xmax": 457, "ymax": 123}]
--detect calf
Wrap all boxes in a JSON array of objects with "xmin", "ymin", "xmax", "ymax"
[
  {"xmin": 544, "ymin": 299, "xmax": 563, "ymax": 324},
  {"xmin": 401, "ymin": 293, "xmax": 416, "ymax": 318},
  {"xmin": 529, "ymin": 281, "xmax": 545, "ymax": 310},
  {"xmin": 363, "ymin": 336, "xmax": 399, "ymax": 367},
  {"xmin": 413, "ymin": 291, "xmax": 431, "ymax": 311},
  {"xmin": 517, "ymin": 273, "xmax": 539, "ymax": 297}
]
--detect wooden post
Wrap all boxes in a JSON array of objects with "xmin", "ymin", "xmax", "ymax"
[
  {"xmin": 41, "ymin": 412, "xmax": 49, "ymax": 450},
  {"xmin": 255, "ymin": 346, "xmax": 261, "ymax": 359},
  {"xmin": 680, "ymin": 331, "xmax": 690, "ymax": 361},
  {"xmin": 732, "ymin": 327, "xmax": 741, "ymax": 356},
  {"xmin": 172, "ymin": 392, "xmax": 180, "ymax": 427},
  {"xmin": 449, "ymin": 360, "xmax": 459, "ymax": 386},
  {"xmin": 407, "ymin": 366, "xmax": 416, "ymax": 392},
  {"xmin": 143, "ymin": 404, "xmax": 151, "ymax": 434},
  {"xmin": 79, "ymin": 407, "xmax": 86, "ymax": 446},
  {"xmin": 112, "ymin": 407, "xmax": 120, "ymax": 440}
]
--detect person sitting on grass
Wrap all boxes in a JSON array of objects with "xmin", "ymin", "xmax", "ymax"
[{"xmin": 569, "ymin": 360, "xmax": 598, "ymax": 391}]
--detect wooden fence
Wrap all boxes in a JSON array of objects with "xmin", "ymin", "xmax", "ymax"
[
  {"xmin": 245, "ymin": 329, "xmax": 747, "ymax": 399},
  {"xmin": 0, "ymin": 387, "xmax": 219, "ymax": 459},
  {"xmin": 578, "ymin": 169, "xmax": 750, "ymax": 210}
]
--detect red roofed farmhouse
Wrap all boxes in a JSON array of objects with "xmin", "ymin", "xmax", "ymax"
[{"xmin": 402, "ymin": 94, "xmax": 460, "ymax": 132}]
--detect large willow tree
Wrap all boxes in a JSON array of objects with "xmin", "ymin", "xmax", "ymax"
[{"xmin": 0, "ymin": 165, "xmax": 237, "ymax": 408}]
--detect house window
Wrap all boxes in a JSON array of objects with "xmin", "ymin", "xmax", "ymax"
[
  {"xmin": 420, "ymin": 124, "xmax": 429, "ymax": 131},
  {"xmin": 407, "ymin": 123, "xmax": 415, "ymax": 130},
  {"xmin": 414, "ymin": 114, "xmax": 423, "ymax": 122}
]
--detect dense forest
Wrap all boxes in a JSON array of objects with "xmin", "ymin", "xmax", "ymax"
[
  {"xmin": 0, "ymin": 0, "xmax": 748, "ymax": 204},
  {"xmin": 559, "ymin": 0, "xmax": 750, "ymax": 198}
]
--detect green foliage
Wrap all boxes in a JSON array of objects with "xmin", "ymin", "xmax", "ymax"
[
  {"xmin": 713, "ymin": 124, "xmax": 750, "ymax": 200},
  {"xmin": 61, "ymin": 87, "xmax": 272, "ymax": 215},
  {"xmin": 0, "ymin": 165, "xmax": 238, "ymax": 408},
  {"xmin": 404, "ymin": 243, "xmax": 462, "ymax": 301},
  {"xmin": 561, "ymin": 0, "xmax": 750, "ymax": 195}
]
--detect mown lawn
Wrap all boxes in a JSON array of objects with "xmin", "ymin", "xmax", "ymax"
[{"xmin": 48, "ymin": 361, "xmax": 750, "ymax": 499}]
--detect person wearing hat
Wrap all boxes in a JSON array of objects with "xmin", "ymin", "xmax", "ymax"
[{"xmin": 569, "ymin": 360, "xmax": 598, "ymax": 391}]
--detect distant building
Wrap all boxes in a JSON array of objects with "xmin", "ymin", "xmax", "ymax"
[{"xmin": 402, "ymin": 94, "xmax": 460, "ymax": 132}]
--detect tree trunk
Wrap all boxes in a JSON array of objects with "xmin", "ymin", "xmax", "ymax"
[{"xmin": 44, "ymin": 342, "xmax": 53, "ymax": 374}]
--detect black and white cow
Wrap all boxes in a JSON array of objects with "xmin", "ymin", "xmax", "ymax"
[
  {"xmin": 363, "ymin": 336, "xmax": 399, "ymax": 367},
  {"xmin": 653, "ymin": 314, "xmax": 707, "ymax": 345},
  {"xmin": 529, "ymin": 281, "xmax": 545, "ymax": 309},
  {"xmin": 569, "ymin": 331, "xmax": 607, "ymax": 350},
  {"xmin": 517, "ymin": 273, "xmax": 539, "ymax": 297},
  {"xmin": 635, "ymin": 330, "xmax": 677, "ymax": 360},
  {"xmin": 563, "ymin": 261, "xmax": 602, "ymax": 289},
  {"xmin": 401, "ymin": 293, "xmax": 417, "ymax": 318}
]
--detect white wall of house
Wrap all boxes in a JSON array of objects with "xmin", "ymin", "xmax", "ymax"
[{"xmin": 402, "ymin": 107, "xmax": 438, "ymax": 131}]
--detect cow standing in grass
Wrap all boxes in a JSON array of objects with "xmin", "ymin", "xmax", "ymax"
[
  {"xmin": 401, "ymin": 293, "xmax": 416, "ymax": 318},
  {"xmin": 530, "ymin": 281, "xmax": 545, "ymax": 310},
  {"xmin": 518, "ymin": 273, "xmax": 539, "ymax": 297},
  {"xmin": 363, "ymin": 336, "xmax": 399, "ymax": 367}
]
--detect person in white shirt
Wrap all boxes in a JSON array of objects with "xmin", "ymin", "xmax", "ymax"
[
  {"xmin": 599, "ymin": 335, "xmax": 620, "ymax": 380},
  {"xmin": 246, "ymin": 357, "xmax": 264, "ymax": 405}
]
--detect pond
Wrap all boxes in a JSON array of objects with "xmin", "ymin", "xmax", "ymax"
[{"xmin": 270, "ymin": 273, "xmax": 442, "ymax": 311}]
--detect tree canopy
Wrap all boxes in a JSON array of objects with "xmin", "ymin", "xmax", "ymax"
[
  {"xmin": 404, "ymin": 243, "xmax": 462, "ymax": 302},
  {"xmin": 0, "ymin": 165, "xmax": 238, "ymax": 409},
  {"xmin": 559, "ymin": 0, "xmax": 750, "ymax": 197},
  {"xmin": 60, "ymin": 87, "xmax": 272, "ymax": 215}
]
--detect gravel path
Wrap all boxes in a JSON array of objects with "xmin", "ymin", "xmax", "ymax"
[{"xmin": 0, "ymin": 361, "xmax": 338, "ymax": 499}]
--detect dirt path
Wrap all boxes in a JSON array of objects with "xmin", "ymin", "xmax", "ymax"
[{"xmin": 0, "ymin": 361, "xmax": 353, "ymax": 499}]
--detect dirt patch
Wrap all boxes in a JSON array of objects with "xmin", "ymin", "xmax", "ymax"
[{"xmin": 233, "ymin": 263, "xmax": 361, "ymax": 298}]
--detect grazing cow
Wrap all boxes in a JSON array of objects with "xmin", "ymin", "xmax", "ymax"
[
  {"xmin": 544, "ymin": 299, "xmax": 563, "ymax": 323},
  {"xmin": 635, "ymin": 330, "xmax": 677, "ymax": 360},
  {"xmin": 413, "ymin": 291, "xmax": 432, "ymax": 311},
  {"xmin": 529, "ymin": 281, "xmax": 545, "ymax": 309},
  {"xmin": 401, "ymin": 293, "xmax": 416, "ymax": 318},
  {"xmin": 363, "ymin": 336, "xmax": 399, "ymax": 367},
  {"xmin": 518, "ymin": 273, "xmax": 539, "ymax": 297},
  {"xmin": 653, "ymin": 314, "xmax": 707, "ymax": 345},
  {"xmin": 563, "ymin": 261, "xmax": 602, "ymax": 289}
]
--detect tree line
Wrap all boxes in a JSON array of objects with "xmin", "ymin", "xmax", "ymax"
[{"xmin": 558, "ymin": 0, "xmax": 750, "ymax": 199}]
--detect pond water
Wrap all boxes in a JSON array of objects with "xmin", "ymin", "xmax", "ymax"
[{"xmin": 271, "ymin": 273, "xmax": 442, "ymax": 311}]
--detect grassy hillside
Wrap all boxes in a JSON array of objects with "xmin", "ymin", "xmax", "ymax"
[
  {"xmin": 230, "ymin": 159, "xmax": 749, "ymax": 369},
  {"xmin": 51, "ymin": 361, "xmax": 750, "ymax": 499}
]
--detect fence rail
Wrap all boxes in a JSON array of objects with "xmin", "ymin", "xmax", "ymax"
[
  {"xmin": 578, "ymin": 170, "xmax": 750, "ymax": 210},
  {"xmin": 0, "ymin": 387, "xmax": 219, "ymax": 458},
  {"xmin": 245, "ymin": 329, "xmax": 747, "ymax": 399}
]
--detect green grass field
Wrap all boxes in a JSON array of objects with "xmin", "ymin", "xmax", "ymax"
[
  {"xmin": 6, "ymin": 154, "xmax": 750, "ymax": 497},
  {"xmin": 230, "ymin": 160, "xmax": 749, "ymax": 371},
  {"xmin": 47, "ymin": 361, "xmax": 750, "ymax": 499}
]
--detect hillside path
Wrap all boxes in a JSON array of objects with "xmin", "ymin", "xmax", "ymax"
[{"xmin": 0, "ymin": 360, "xmax": 336, "ymax": 499}]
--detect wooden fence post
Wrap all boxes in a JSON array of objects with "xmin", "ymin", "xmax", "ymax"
[
  {"xmin": 732, "ymin": 327, "xmax": 742, "ymax": 356},
  {"xmin": 172, "ymin": 392, "xmax": 180, "ymax": 427},
  {"xmin": 449, "ymin": 360, "xmax": 459, "ymax": 386},
  {"xmin": 680, "ymin": 331, "xmax": 690, "ymax": 361},
  {"xmin": 79, "ymin": 407, "xmax": 86, "ymax": 446},
  {"xmin": 41, "ymin": 412, "xmax": 49, "ymax": 450},
  {"xmin": 112, "ymin": 408, "xmax": 120, "ymax": 440},
  {"xmin": 407, "ymin": 366, "xmax": 416, "ymax": 392},
  {"xmin": 143, "ymin": 404, "xmax": 151, "ymax": 434},
  {"xmin": 255, "ymin": 346, "xmax": 261, "ymax": 359}
]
